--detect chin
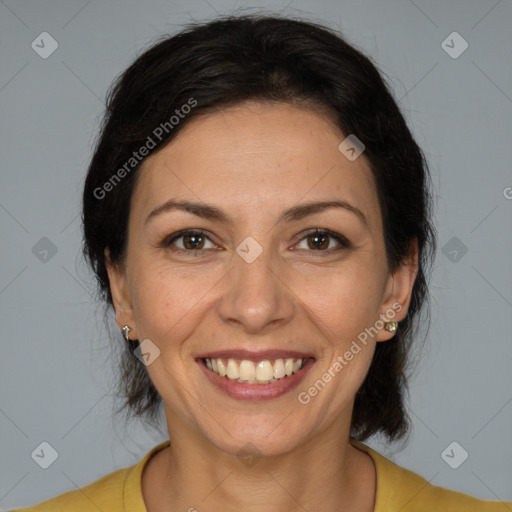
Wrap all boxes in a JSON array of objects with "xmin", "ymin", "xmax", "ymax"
[{"xmin": 198, "ymin": 415, "xmax": 311, "ymax": 459}]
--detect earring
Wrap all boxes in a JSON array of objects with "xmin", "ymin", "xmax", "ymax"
[
  {"xmin": 122, "ymin": 325, "xmax": 131, "ymax": 341},
  {"xmin": 384, "ymin": 321, "xmax": 398, "ymax": 332}
]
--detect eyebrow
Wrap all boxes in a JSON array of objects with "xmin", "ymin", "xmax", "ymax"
[{"xmin": 144, "ymin": 199, "xmax": 368, "ymax": 228}]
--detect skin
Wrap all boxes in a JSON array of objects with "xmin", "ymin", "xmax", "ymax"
[{"xmin": 106, "ymin": 101, "xmax": 419, "ymax": 512}]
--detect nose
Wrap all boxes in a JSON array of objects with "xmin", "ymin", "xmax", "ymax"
[{"xmin": 216, "ymin": 243, "xmax": 296, "ymax": 334}]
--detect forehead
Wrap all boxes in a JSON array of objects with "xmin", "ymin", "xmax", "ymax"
[{"xmin": 133, "ymin": 102, "xmax": 380, "ymax": 227}]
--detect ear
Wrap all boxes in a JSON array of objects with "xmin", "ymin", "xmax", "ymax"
[
  {"xmin": 375, "ymin": 238, "xmax": 419, "ymax": 342},
  {"xmin": 104, "ymin": 248, "xmax": 138, "ymax": 340}
]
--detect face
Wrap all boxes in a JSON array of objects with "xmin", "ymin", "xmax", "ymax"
[{"xmin": 107, "ymin": 101, "xmax": 417, "ymax": 457}]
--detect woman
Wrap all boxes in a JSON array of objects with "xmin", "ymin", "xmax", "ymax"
[{"xmin": 13, "ymin": 14, "xmax": 511, "ymax": 512}]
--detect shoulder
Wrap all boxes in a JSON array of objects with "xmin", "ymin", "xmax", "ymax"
[
  {"xmin": 9, "ymin": 441, "xmax": 171, "ymax": 512},
  {"xmin": 9, "ymin": 467, "xmax": 129, "ymax": 512},
  {"xmin": 351, "ymin": 439, "xmax": 512, "ymax": 512}
]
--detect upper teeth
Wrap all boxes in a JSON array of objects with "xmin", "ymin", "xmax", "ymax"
[{"xmin": 204, "ymin": 357, "xmax": 305, "ymax": 384}]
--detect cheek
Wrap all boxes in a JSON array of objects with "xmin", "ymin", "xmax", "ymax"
[
  {"xmin": 297, "ymin": 272, "xmax": 380, "ymax": 413},
  {"xmin": 297, "ymin": 264, "xmax": 384, "ymax": 340},
  {"xmin": 127, "ymin": 264, "xmax": 212, "ymax": 403},
  {"xmin": 129, "ymin": 261, "xmax": 220, "ymax": 344},
  {"xmin": 295, "ymin": 263, "xmax": 383, "ymax": 397}
]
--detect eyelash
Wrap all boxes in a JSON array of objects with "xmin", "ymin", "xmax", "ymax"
[{"xmin": 161, "ymin": 228, "xmax": 351, "ymax": 256}]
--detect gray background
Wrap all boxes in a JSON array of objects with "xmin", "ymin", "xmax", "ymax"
[{"xmin": 1, "ymin": 0, "xmax": 511, "ymax": 508}]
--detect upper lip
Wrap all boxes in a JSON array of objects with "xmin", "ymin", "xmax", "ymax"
[{"xmin": 195, "ymin": 349, "xmax": 315, "ymax": 361}]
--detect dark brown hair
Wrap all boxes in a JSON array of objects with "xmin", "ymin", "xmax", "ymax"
[{"xmin": 82, "ymin": 14, "xmax": 436, "ymax": 442}]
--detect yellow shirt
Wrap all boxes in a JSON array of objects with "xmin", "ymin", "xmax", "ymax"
[{"xmin": 11, "ymin": 439, "xmax": 511, "ymax": 511}]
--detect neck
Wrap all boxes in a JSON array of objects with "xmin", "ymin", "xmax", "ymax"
[{"xmin": 142, "ymin": 414, "xmax": 376, "ymax": 512}]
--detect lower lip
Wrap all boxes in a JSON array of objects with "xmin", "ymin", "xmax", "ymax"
[{"xmin": 197, "ymin": 359, "xmax": 315, "ymax": 401}]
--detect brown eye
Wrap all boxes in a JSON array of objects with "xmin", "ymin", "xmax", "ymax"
[
  {"xmin": 164, "ymin": 230, "xmax": 216, "ymax": 253},
  {"xmin": 307, "ymin": 233, "xmax": 330, "ymax": 250},
  {"xmin": 182, "ymin": 233, "xmax": 205, "ymax": 250},
  {"xmin": 295, "ymin": 229, "xmax": 351, "ymax": 252}
]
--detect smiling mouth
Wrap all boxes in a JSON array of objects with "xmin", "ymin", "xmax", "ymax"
[{"xmin": 202, "ymin": 357, "xmax": 310, "ymax": 384}]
